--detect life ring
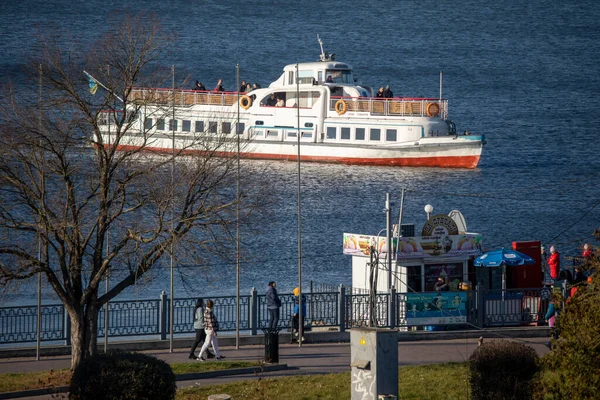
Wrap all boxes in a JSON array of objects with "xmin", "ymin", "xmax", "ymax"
[
  {"xmin": 239, "ymin": 95, "xmax": 252, "ymax": 110},
  {"xmin": 426, "ymin": 102, "xmax": 440, "ymax": 117},
  {"xmin": 335, "ymin": 99, "xmax": 347, "ymax": 115}
]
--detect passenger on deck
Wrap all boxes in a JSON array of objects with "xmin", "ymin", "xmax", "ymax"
[
  {"xmin": 326, "ymin": 75, "xmax": 333, "ymax": 83},
  {"xmin": 376, "ymin": 87, "xmax": 384, "ymax": 98},
  {"xmin": 383, "ymin": 85, "xmax": 393, "ymax": 98},
  {"xmin": 214, "ymin": 79, "xmax": 224, "ymax": 92},
  {"xmin": 194, "ymin": 81, "xmax": 206, "ymax": 91},
  {"xmin": 246, "ymin": 83, "xmax": 252, "ymax": 92},
  {"xmin": 276, "ymin": 97, "xmax": 285, "ymax": 107},
  {"xmin": 239, "ymin": 80, "xmax": 247, "ymax": 92},
  {"xmin": 253, "ymin": 82, "xmax": 261, "ymax": 90}
]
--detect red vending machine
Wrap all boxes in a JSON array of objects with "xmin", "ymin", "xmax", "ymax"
[{"xmin": 508, "ymin": 241, "xmax": 543, "ymax": 289}]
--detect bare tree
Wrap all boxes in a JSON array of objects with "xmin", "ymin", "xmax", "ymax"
[{"xmin": 0, "ymin": 15, "xmax": 263, "ymax": 370}]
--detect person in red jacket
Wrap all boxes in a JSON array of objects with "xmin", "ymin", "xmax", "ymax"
[
  {"xmin": 548, "ymin": 245, "xmax": 560, "ymax": 280},
  {"xmin": 582, "ymin": 243, "xmax": 592, "ymax": 259}
]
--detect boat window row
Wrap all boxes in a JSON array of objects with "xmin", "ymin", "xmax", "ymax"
[
  {"xmin": 325, "ymin": 126, "xmax": 400, "ymax": 142},
  {"xmin": 144, "ymin": 118, "xmax": 244, "ymax": 135},
  {"xmin": 259, "ymin": 91, "xmax": 321, "ymax": 108}
]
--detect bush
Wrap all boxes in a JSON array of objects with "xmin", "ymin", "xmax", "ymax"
[
  {"xmin": 69, "ymin": 350, "xmax": 176, "ymax": 400},
  {"xmin": 540, "ymin": 269, "xmax": 600, "ymax": 399},
  {"xmin": 469, "ymin": 340, "xmax": 539, "ymax": 400}
]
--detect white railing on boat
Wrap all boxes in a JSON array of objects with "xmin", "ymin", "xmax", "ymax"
[{"xmin": 329, "ymin": 97, "xmax": 448, "ymax": 119}]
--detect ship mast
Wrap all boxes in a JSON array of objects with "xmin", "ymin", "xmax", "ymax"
[{"xmin": 317, "ymin": 35, "xmax": 335, "ymax": 62}]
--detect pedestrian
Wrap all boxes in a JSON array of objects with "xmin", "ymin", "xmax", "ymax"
[
  {"xmin": 582, "ymin": 243, "xmax": 592, "ymax": 259},
  {"xmin": 266, "ymin": 281, "xmax": 281, "ymax": 330},
  {"xmin": 292, "ymin": 287, "xmax": 306, "ymax": 342},
  {"xmin": 198, "ymin": 300, "xmax": 224, "ymax": 361},
  {"xmin": 545, "ymin": 292, "xmax": 560, "ymax": 348},
  {"xmin": 548, "ymin": 245, "xmax": 560, "ymax": 280},
  {"xmin": 383, "ymin": 85, "xmax": 393, "ymax": 98},
  {"xmin": 214, "ymin": 79, "xmax": 224, "ymax": 92},
  {"xmin": 188, "ymin": 299, "xmax": 215, "ymax": 360}
]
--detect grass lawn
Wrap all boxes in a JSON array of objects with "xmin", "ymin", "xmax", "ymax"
[
  {"xmin": 0, "ymin": 360, "xmax": 259, "ymax": 393},
  {"xmin": 176, "ymin": 363, "xmax": 472, "ymax": 400}
]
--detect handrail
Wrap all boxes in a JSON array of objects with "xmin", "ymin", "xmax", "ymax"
[{"xmin": 329, "ymin": 96, "xmax": 448, "ymax": 119}]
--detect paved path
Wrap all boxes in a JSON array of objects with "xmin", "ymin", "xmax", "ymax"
[{"xmin": 0, "ymin": 336, "xmax": 551, "ymax": 399}]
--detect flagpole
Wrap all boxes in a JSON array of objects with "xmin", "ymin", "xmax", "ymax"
[
  {"xmin": 36, "ymin": 63, "xmax": 42, "ymax": 361},
  {"xmin": 235, "ymin": 63, "xmax": 241, "ymax": 350},
  {"xmin": 84, "ymin": 70, "xmax": 124, "ymax": 102},
  {"xmin": 296, "ymin": 64, "xmax": 303, "ymax": 347},
  {"xmin": 169, "ymin": 65, "xmax": 175, "ymax": 353}
]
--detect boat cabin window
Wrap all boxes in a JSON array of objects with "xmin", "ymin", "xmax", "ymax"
[
  {"xmin": 288, "ymin": 71, "xmax": 295, "ymax": 85},
  {"xmin": 369, "ymin": 128, "xmax": 381, "ymax": 141},
  {"xmin": 157, "ymin": 119, "xmax": 165, "ymax": 131},
  {"xmin": 236, "ymin": 122, "xmax": 245, "ymax": 135},
  {"xmin": 386, "ymin": 129, "xmax": 397, "ymax": 142},
  {"xmin": 326, "ymin": 127, "xmax": 336, "ymax": 140},
  {"xmin": 252, "ymin": 129, "xmax": 263, "ymax": 138},
  {"xmin": 144, "ymin": 118, "xmax": 153, "ymax": 130},
  {"xmin": 267, "ymin": 130, "xmax": 279, "ymax": 138},
  {"xmin": 169, "ymin": 120, "xmax": 178, "ymax": 131},
  {"xmin": 222, "ymin": 122, "xmax": 232, "ymax": 134},
  {"xmin": 208, "ymin": 121, "xmax": 218, "ymax": 134},
  {"xmin": 301, "ymin": 132, "xmax": 312, "ymax": 139},
  {"xmin": 286, "ymin": 91, "xmax": 321, "ymax": 108},
  {"xmin": 261, "ymin": 92, "xmax": 286, "ymax": 107},
  {"xmin": 182, "ymin": 120, "xmax": 191, "ymax": 132},
  {"xmin": 304, "ymin": 122, "xmax": 314, "ymax": 128},
  {"xmin": 355, "ymin": 128, "xmax": 365, "ymax": 140},
  {"xmin": 256, "ymin": 120, "xmax": 264, "ymax": 125},
  {"xmin": 341, "ymin": 127, "xmax": 351, "ymax": 140},
  {"xmin": 287, "ymin": 131, "xmax": 297, "ymax": 138},
  {"xmin": 195, "ymin": 121, "xmax": 204, "ymax": 133},
  {"xmin": 325, "ymin": 69, "xmax": 353, "ymax": 84}
]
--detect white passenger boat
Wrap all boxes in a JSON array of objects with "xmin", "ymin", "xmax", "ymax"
[{"xmin": 99, "ymin": 40, "xmax": 485, "ymax": 168}]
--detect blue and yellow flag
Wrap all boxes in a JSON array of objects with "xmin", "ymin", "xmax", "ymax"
[{"xmin": 88, "ymin": 77, "xmax": 98, "ymax": 95}]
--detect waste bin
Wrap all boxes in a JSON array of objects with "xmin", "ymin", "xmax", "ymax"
[{"xmin": 263, "ymin": 329, "xmax": 279, "ymax": 363}]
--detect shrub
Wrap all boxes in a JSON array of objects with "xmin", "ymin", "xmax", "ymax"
[
  {"xmin": 69, "ymin": 350, "xmax": 176, "ymax": 400},
  {"xmin": 540, "ymin": 269, "xmax": 600, "ymax": 399},
  {"xmin": 469, "ymin": 340, "xmax": 539, "ymax": 400}
]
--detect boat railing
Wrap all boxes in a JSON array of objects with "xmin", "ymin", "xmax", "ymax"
[
  {"xmin": 130, "ymin": 88, "xmax": 242, "ymax": 107},
  {"xmin": 330, "ymin": 96, "xmax": 448, "ymax": 119}
]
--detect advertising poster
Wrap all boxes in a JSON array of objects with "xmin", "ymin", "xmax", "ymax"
[{"xmin": 405, "ymin": 292, "xmax": 467, "ymax": 325}]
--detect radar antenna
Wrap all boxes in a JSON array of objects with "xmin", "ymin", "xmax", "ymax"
[{"xmin": 317, "ymin": 34, "xmax": 335, "ymax": 62}]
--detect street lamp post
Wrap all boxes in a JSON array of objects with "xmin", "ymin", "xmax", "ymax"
[{"xmin": 424, "ymin": 204, "xmax": 433, "ymax": 220}]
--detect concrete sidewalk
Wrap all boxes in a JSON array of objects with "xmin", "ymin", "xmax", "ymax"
[{"xmin": 0, "ymin": 330, "xmax": 552, "ymax": 400}]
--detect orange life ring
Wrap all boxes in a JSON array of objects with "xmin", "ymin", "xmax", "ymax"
[
  {"xmin": 426, "ymin": 102, "xmax": 440, "ymax": 117},
  {"xmin": 335, "ymin": 99, "xmax": 347, "ymax": 115},
  {"xmin": 239, "ymin": 95, "xmax": 252, "ymax": 110}
]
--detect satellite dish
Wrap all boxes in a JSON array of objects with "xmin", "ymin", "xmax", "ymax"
[{"xmin": 448, "ymin": 210, "xmax": 468, "ymax": 233}]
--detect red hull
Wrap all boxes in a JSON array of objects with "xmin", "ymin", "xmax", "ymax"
[{"xmin": 109, "ymin": 145, "xmax": 481, "ymax": 169}]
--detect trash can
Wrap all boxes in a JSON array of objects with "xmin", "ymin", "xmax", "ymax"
[{"xmin": 263, "ymin": 329, "xmax": 279, "ymax": 363}]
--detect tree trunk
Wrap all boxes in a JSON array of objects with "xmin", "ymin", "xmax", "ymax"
[{"xmin": 67, "ymin": 300, "xmax": 100, "ymax": 371}]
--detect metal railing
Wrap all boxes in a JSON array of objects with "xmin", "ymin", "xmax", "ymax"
[
  {"xmin": 329, "ymin": 97, "xmax": 449, "ymax": 119},
  {"xmin": 1, "ymin": 284, "xmax": 556, "ymax": 346}
]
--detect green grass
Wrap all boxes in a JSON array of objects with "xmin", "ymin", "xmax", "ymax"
[
  {"xmin": 0, "ymin": 360, "xmax": 259, "ymax": 393},
  {"xmin": 176, "ymin": 363, "xmax": 471, "ymax": 400}
]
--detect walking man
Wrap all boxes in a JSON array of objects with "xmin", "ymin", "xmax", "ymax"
[{"xmin": 266, "ymin": 281, "xmax": 281, "ymax": 330}]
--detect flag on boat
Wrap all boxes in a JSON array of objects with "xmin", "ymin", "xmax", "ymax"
[{"xmin": 88, "ymin": 77, "xmax": 98, "ymax": 95}]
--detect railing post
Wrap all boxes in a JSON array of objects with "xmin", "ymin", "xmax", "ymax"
[
  {"xmin": 389, "ymin": 286, "xmax": 396, "ymax": 329},
  {"xmin": 338, "ymin": 284, "xmax": 346, "ymax": 333},
  {"xmin": 476, "ymin": 283, "xmax": 485, "ymax": 328},
  {"xmin": 64, "ymin": 306, "xmax": 71, "ymax": 346},
  {"xmin": 159, "ymin": 291, "xmax": 167, "ymax": 340},
  {"xmin": 250, "ymin": 287, "xmax": 258, "ymax": 336}
]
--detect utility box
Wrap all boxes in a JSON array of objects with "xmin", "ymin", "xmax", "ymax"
[{"xmin": 350, "ymin": 328, "xmax": 398, "ymax": 400}]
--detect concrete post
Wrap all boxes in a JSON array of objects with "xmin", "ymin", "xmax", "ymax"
[
  {"xmin": 159, "ymin": 291, "xmax": 167, "ymax": 340},
  {"xmin": 338, "ymin": 284, "xmax": 346, "ymax": 333},
  {"xmin": 250, "ymin": 287, "xmax": 258, "ymax": 336},
  {"xmin": 350, "ymin": 328, "xmax": 398, "ymax": 400}
]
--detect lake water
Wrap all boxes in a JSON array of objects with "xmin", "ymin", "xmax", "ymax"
[{"xmin": 1, "ymin": 0, "xmax": 600, "ymax": 305}]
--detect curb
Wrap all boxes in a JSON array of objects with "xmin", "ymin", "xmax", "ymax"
[{"xmin": 0, "ymin": 364, "xmax": 289, "ymax": 399}]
